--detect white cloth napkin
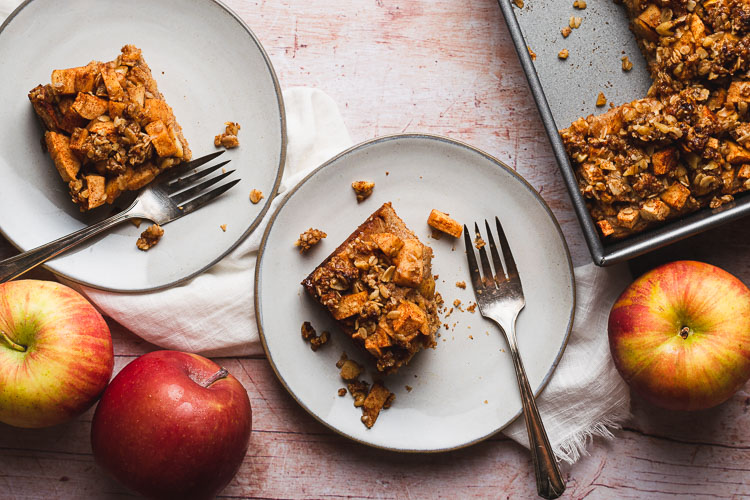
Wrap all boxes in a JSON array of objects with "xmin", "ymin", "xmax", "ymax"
[
  {"xmin": 1, "ymin": 0, "xmax": 632, "ymax": 462},
  {"xmin": 77, "ymin": 87, "xmax": 353, "ymax": 357}
]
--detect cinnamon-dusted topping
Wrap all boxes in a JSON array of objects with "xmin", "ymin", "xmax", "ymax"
[
  {"xmin": 300, "ymin": 321, "xmax": 329, "ymax": 351},
  {"xmin": 301, "ymin": 203, "xmax": 439, "ymax": 374},
  {"xmin": 352, "ymin": 180, "xmax": 375, "ymax": 202},
  {"xmin": 29, "ymin": 45, "xmax": 191, "ymax": 212},
  {"xmin": 214, "ymin": 122, "xmax": 241, "ymax": 149},
  {"xmin": 295, "ymin": 228, "xmax": 327, "ymax": 253},
  {"xmin": 136, "ymin": 224, "xmax": 164, "ymax": 251}
]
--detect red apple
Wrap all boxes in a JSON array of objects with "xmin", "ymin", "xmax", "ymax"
[
  {"xmin": 91, "ymin": 350, "xmax": 252, "ymax": 500},
  {"xmin": 0, "ymin": 279, "xmax": 113, "ymax": 428},
  {"xmin": 609, "ymin": 260, "xmax": 750, "ymax": 411}
]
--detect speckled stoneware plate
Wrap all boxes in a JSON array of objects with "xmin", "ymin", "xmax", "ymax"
[
  {"xmin": 255, "ymin": 134, "xmax": 575, "ymax": 452},
  {"xmin": 0, "ymin": 0, "xmax": 285, "ymax": 291}
]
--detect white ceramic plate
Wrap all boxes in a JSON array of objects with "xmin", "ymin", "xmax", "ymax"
[
  {"xmin": 255, "ymin": 134, "xmax": 575, "ymax": 452},
  {"xmin": 0, "ymin": 0, "xmax": 285, "ymax": 291}
]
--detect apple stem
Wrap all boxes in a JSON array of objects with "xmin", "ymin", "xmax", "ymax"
[
  {"xmin": 679, "ymin": 326, "xmax": 690, "ymax": 339},
  {"xmin": 201, "ymin": 367, "xmax": 229, "ymax": 388},
  {"xmin": 0, "ymin": 328, "xmax": 26, "ymax": 352}
]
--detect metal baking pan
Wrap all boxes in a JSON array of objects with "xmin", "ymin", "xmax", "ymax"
[{"xmin": 497, "ymin": 0, "xmax": 750, "ymax": 266}]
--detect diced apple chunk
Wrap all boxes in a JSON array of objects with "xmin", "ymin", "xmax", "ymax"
[
  {"xmin": 640, "ymin": 198, "xmax": 671, "ymax": 221},
  {"xmin": 725, "ymin": 141, "xmax": 750, "ymax": 165},
  {"xmin": 660, "ymin": 182, "xmax": 691, "ymax": 210},
  {"xmin": 371, "ymin": 232, "xmax": 403, "ymax": 258},
  {"xmin": 393, "ymin": 238, "xmax": 424, "ymax": 287},
  {"xmin": 427, "ymin": 209, "xmax": 462, "ymax": 238},
  {"xmin": 71, "ymin": 92, "xmax": 108, "ymax": 120},
  {"xmin": 50, "ymin": 69, "xmax": 78, "ymax": 95},
  {"xmin": 392, "ymin": 301, "xmax": 428, "ymax": 339},
  {"xmin": 651, "ymin": 147, "xmax": 678, "ymax": 175},
  {"xmin": 596, "ymin": 219, "xmax": 615, "ymax": 237},
  {"xmin": 85, "ymin": 175, "xmax": 107, "ymax": 210},
  {"xmin": 44, "ymin": 131, "xmax": 80, "ymax": 182},
  {"xmin": 145, "ymin": 120, "xmax": 178, "ymax": 157},
  {"xmin": 332, "ymin": 291, "xmax": 368, "ymax": 320}
]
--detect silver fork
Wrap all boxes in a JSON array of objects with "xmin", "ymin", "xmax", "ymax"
[
  {"xmin": 0, "ymin": 151, "xmax": 239, "ymax": 283},
  {"xmin": 464, "ymin": 217, "xmax": 565, "ymax": 499}
]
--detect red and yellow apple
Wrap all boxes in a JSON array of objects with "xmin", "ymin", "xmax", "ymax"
[
  {"xmin": 0, "ymin": 279, "xmax": 113, "ymax": 428},
  {"xmin": 91, "ymin": 350, "xmax": 252, "ymax": 500},
  {"xmin": 609, "ymin": 260, "xmax": 750, "ymax": 411}
]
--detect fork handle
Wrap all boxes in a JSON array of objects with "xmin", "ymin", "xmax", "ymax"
[
  {"xmin": 507, "ymin": 337, "xmax": 566, "ymax": 499},
  {"xmin": 0, "ymin": 204, "xmax": 139, "ymax": 283}
]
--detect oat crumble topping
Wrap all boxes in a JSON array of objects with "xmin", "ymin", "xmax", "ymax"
[
  {"xmin": 300, "ymin": 321, "xmax": 329, "ymax": 351},
  {"xmin": 351, "ymin": 180, "xmax": 375, "ymax": 202},
  {"xmin": 560, "ymin": 0, "xmax": 750, "ymax": 239},
  {"xmin": 295, "ymin": 228, "xmax": 327, "ymax": 253},
  {"xmin": 214, "ymin": 122, "xmax": 240, "ymax": 149},
  {"xmin": 302, "ymin": 203, "xmax": 439, "ymax": 374},
  {"xmin": 136, "ymin": 223, "xmax": 164, "ymax": 251}
]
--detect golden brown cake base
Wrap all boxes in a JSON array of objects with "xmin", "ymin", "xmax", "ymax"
[
  {"xmin": 302, "ymin": 203, "xmax": 439, "ymax": 374},
  {"xmin": 29, "ymin": 45, "xmax": 191, "ymax": 211}
]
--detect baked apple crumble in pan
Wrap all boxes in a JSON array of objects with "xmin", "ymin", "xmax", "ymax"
[
  {"xmin": 301, "ymin": 203, "xmax": 439, "ymax": 374},
  {"xmin": 29, "ymin": 45, "xmax": 192, "ymax": 211},
  {"xmin": 558, "ymin": 0, "xmax": 750, "ymax": 239}
]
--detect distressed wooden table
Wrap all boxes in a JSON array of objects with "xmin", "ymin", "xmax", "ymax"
[{"xmin": 2, "ymin": 0, "xmax": 750, "ymax": 498}]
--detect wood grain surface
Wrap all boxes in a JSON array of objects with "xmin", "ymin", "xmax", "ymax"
[{"xmin": 2, "ymin": 0, "xmax": 750, "ymax": 498}]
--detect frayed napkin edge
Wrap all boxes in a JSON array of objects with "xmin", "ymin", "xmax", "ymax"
[{"xmin": 554, "ymin": 403, "xmax": 632, "ymax": 464}]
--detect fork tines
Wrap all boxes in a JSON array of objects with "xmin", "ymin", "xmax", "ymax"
[
  {"xmin": 463, "ymin": 217, "xmax": 519, "ymax": 288},
  {"xmin": 162, "ymin": 150, "xmax": 241, "ymax": 214}
]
